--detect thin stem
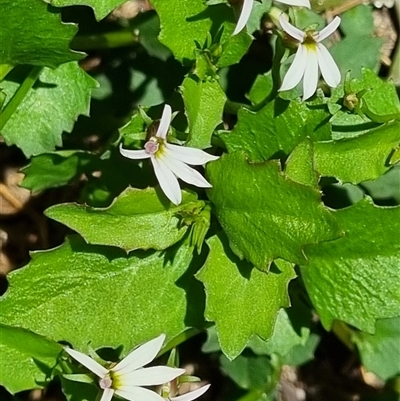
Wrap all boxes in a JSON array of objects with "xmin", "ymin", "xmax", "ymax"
[
  {"xmin": 0, "ymin": 64, "xmax": 13, "ymax": 82},
  {"xmin": 332, "ymin": 321, "xmax": 355, "ymax": 351},
  {"xmin": 252, "ymin": 36, "xmax": 285, "ymax": 111},
  {"xmin": 71, "ymin": 30, "xmax": 140, "ymax": 51},
  {"xmin": 160, "ymin": 328, "xmax": 201, "ymax": 356},
  {"xmin": 0, "ymin": 66, "xmax": 42, "ymax": 131}
]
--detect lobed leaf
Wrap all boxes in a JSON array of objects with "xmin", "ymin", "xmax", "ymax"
[
  {"xmin": 0, "ymin": 324, "xmax": 62, "ymax": 394},
  {"xmin": 352, "ymin": 317, "xmax": 400, "ymax": 380},
  {"xmin": 0, "ymin": 236, "xmax": 195, "ymax": 353},
  {"xmin": 206, "ymin": 152, "xmax": 342, "ymax": 269},
  {"xmin": 0, "ymin": 0, "xmax": 82, "ymax": 67},
  {"xmin": 220, "ymin": 352, "xmax": 274, "ymax": 391},
  {"xmin": 197, "ymin": 233, "xmax": 296, "ymax": 359},
  {"xmin": 2, "ymin": 62, "xmax": 98, "ymax": 157},
  {"xmin": 21, "ymin": 151, "xmax": 94, "ymax": 192},
  {"xmin": 301, "ymin": 198, "xmax": 400, "ymax": 332},
  {"xmin": 247, "ymin": 307, "xmax": 311, "ymax": 359},
  {"xmin": 45, "ymin": 187, "xmax": 200, "ymax": 251},
  {"xmin": 313, "ymin": 121, "xmax": 400, "ymax": 184},
  {"xmin": 220, "ymin": 98, "xmax": 331, "ymax": 162},
  {"xmin": 150, "ymin": 0, "xmax": 251, "ymax": 65},
  {"xmin": 181, "ymin": 75, "xmax": 226, "ymax": 149},
  {"xmin": 330, "ymin": 5, "xmax": 384, "ymax": 78}
]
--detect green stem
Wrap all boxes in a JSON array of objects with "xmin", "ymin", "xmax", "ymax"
[
  {"xmin": 0, "ymin": 66, "xmax": 42, "ymax": 130},
  {"xmin": 160, "ymin": 328, "xmax": 201, "ymax": 356},
  {"xmin": 252, "ymin": 36, "xmax": 286, "ymax": 112},
  {"xmin": 332, "ymin": 321, "xmax": 355, "ymax": 351},
  {"xmin": 0, "ymin": 64, "xmax": 13, "ymax": 82},
  {"xmin": 235, "ymin": 389, "xmax": 265, "ymax": 401},
  {"xmin": 71, "ymin": 30, "xmax": 140, "ymax": 51}
]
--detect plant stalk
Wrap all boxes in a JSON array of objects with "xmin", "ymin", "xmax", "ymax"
[
  {"xmin": 71, "ymin": 30, "xmax": 140, "ymax": 51},
  {"xmin": 0, "ymin": 66, "xmax": 42, "ymax": 131},
  {"xmin": 0, "ymin": 64, "xmax": 13, "ymax": 82}
]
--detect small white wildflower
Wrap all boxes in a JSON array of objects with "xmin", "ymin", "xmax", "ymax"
[
  {"xmin": 64, "ymin": 334, "xmax": 185, "ymax": 401},
  {"xmin": 279, "ymin": 14, "xmax": 341, "ymax": 100},
  {"xmin": 119, "ymin": 105, "xmax": 219, "ymax": 206}
]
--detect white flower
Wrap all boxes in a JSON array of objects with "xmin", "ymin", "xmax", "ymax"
[
  {"xmin": 119, "ymin": 105, "xmax": 219, "ymax": 206},
  {"xmin": 64, "ymin": 334, "xmax": 186, "ymax": 401},
  {"xmin": 163, "ymin": 384, "xmax": 211, "ymax": 401},
  {"xmin": 232, "ymin": 0, "xmax": 311, "ymax": 36},
  {"xmin": 279, "ymin": 14, "xmax": 341, "ymax": 100}
]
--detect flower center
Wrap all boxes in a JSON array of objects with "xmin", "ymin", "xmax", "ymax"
[
  {"xmin": 303, "ymin": 31, "xmax": 318, "ymax": 49},
  {"xmin": 144, "ymin": 137, "xmax": 160, "ymax": 154},
  {"xmin": 99, "ymin": 376, "xmax": 113, "ymax": 389}
]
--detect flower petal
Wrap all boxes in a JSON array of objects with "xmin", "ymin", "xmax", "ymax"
[
  {"xmin": 112, "ymin": 334, "xmax": 166, "ymax": 376},
  {"xmin": 316, "ymin": 43, "xmax": 341, "ymax": 88},
  {"xmin": 64, "ymin": 347, "xmax": 108, "ymax": 378},
  {"xmin": 165, "ymin": 144, "xmax": 219, "ymax": 165},
  {"xmin": 115, "ymin": 386, "xmax": 165, "ymax": 401},
  {"xmin": 318, "ymin": 16, "xmax": 341, "ymax": 42},
  {"xmin": 152, "ymin": 157, "xmax": 182, "ymax": 205},
  {"xmin": 302, "ymin": 46, "xmax": 319, "ymax": 100},
  {"xmin": 279, "ymin": 44, "xmax": 307, "ymax": 92},
  {"xmin": 171, "ymin": 384, "xmax": 211, "ymax": 401},
  {"xmin": 156, "ymin": 104, "xmax": 172, "ymax": 139},
  {"xmin": 100, "ymin": 388, "xmax": 115, "ymax": 401},
  {"xmin": 119, "ymin": 366, "xmax": 186, "ymax": 387},
  {"xmin": 279, "ymin": 14, "xmax": 304, "ymax": 42},
  {"xmin": 233, "ymin": 0, "xmax": 253, "ymax": 36},
  {"xmin": 275, "ymin": 0, "xmax": 311, "ymax": 8},
  {"xmin": 159, "ymin": 155, "xmax": 213, "ymax": 188},
  {"xmin": 119, "ymin": 144, "xmax": 151, "ymax": 160}
]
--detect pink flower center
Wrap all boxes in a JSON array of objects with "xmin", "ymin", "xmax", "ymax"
[
  {"xmin": 99, "ymin": 376, "xmax": 113, "ymax": 389},
  {"xmin": 145, "ymin": 139, "xmax": 159, "ymax": 154}
]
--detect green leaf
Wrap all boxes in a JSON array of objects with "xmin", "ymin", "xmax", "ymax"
[
  {"xmin": 340, "ymin": 4, "xmax": 375, "ymax": 37},
  {"xmin": 2, "ymin": 62, "xmax": 98, "ymax": 157},
  {"xmin": 313, "ymin": 121, "xmax": 400, "ymax": 184},
  {"xmin": 45, "ymin": 187, "xmax": 201, "ymax": 251},
  {"xmin": 150, "ymin": 0, "xmax": 251, "ymax": 65},
  {"xmin": 247, "ymin": 308, "xmax": 310, "ymax": 359},
  {"xmin": 301, "ymin": 198, "xmax": 400, "ymax": 332},
  {"xmin": 197, "ymin": 234, "xmax": 296, "ymax": 359},
  {"xmin": 50, "ymin": 0, "xmax": 126, "ymax": 20},
  {"xmin": 0, "ymin": 324, "xmax": 62, "ymax": 394},
  {"xmin": 361, "ymin": 166, "xmax": 400, "ymax": 205},
  {"xmin": 352, "ymin": 317, "xmax": 400, "ymax": 380},
  {"xmin": 21, "ymin": 151, "xmax": 94, "ymax": 192},
  {"xmin": 285, "ymin": 139, "xmax": 319, "ymax": 187},
  {"xmin": 283, "ymin": 333, "xmax": 320, "ymax": 366},
  {"xmin": 181, "ymin": 75, "xmax": 226, "ymax": 149},
  {"xmin": 354, "ymin": 69, "xmax": 400, "ymax": 123},
  {"xmin": 329, "ymin": 110, "xmax": 377, "ymax": 139},
  {"xmin": 247, "ymin": 71, "xmax": 273, "ymax": 105},
  {"xmin": 220, "ymin": 352, "xmax": 274, "ymax": 390},
  {"xmin": 0, "ymin": 0, "xmax": 81, "ymax": 67},
  {"xmin": 330, "ymin": 5, "xmax": 383, "ymax": 78},
  {"xmin": 0, "ymin": 236, "xmax": 196, "ymax": 353},
  {"xmin": 220, "ymin": 98, "xmax": 331, "ymax": 162},
  {"xmin": 61, "ymin": 377, "xmax": 97, "ymax": 401},
  {"xmin": 206, "ymin": 153, "xmax": 341, "ymax": 269}
]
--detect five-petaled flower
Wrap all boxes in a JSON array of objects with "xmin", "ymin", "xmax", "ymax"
[
  {"xmin": 64, "ymin": 334, "xmax": 186, "ymax": 401},
  {"xmin": 232, "ymin": 0, "xmax": 311, "ymax": 36},
  {"xmin": 119, "ymin": 105, "xmax": 219, "ymax": 206},
  {"xmin": 279, "ymin": 14, "xmax": 341, "ymax": 100}
]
